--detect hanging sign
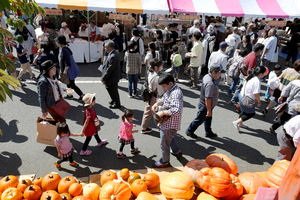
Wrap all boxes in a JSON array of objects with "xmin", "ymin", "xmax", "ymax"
[
  {"xmin": 45, "ymin": 9, "xmax": 62, "ymax": 15},
  {"xmin": 179, "ymin": 15, "xmax": 200, "ymax": 20},
  {"xmin": 268, "ymin": 21, "xmax": 287, "ymax": 27},
  {"xmin": 109, "ymin": 13, "xmax": 132, "ymax": 21}
]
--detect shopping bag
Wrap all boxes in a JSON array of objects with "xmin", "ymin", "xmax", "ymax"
[{"xmin": 36, "ymin": 117, "xmax": 59, "ymax": 146}]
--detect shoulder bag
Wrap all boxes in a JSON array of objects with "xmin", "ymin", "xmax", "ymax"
[
  {"xmin": 52, "ymin": 82, "xmax": 71, "ymax": 117},
  {"xmin": 93, "ymin": 117, "xmax": 101, "ymax": 131},
  {"xmin": 275, "ymin": 87, "xmax": 300, "ymax": 114},
  {"xmin": 141, "ymin": 75, "xmax": 156, "ymax": 103},
  {"xmin": 241, "ymin": 81, "xmax": 256, "ymax": 108},
  {"xmin": 60, "ymin": 73, "xmax": 70, "ymax": 85}
]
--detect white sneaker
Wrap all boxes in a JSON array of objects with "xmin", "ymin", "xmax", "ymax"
[
  {"xmin": 232, "ymin": 121, "xmax": 240, "ymax": 132},
  {"xmin": 239, "ymin": 124, "xmax": 249, "ymax": 129}
]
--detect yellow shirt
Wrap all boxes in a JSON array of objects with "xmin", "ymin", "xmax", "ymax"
[{"xmin": 190, "ymin": 41, "xmax": 203, "ymax": 67}]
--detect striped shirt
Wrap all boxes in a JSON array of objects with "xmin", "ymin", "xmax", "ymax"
[
  {"xmin": 158, "ymin": 84, "xmax": 183, "ymax": 131},
  {"xmin": 124, "ymin": 51, "xmax": 141, "ymax": 75}
]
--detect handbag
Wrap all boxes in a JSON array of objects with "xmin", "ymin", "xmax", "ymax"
[
  {"xmin": 60, "ymin": 73, "xmax": 70, "ymax": 85},
  {"xmin": 36, "ymin": 117, "xmax": 59, "ymax": 146},
  {"xmin": 241, "ymin": 81, "xmax": 256, "ymax": 108},
  {"xmin": 275, "ymin": 88, "xmax": 300, "ymax": 114},
  {"xmin": 93, "ymin": 118, "xmax": 101, "ymax": 131},
  {"xmin": 141, "ymin": 75, "xmax": 156, "ymax": 102},
  {"xmin": 52, "ymin": 83, "xmax": 71, "ymax": 117}
]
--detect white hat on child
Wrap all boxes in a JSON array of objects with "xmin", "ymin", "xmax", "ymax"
[{"xmin": 83, "ymin": 93, "xmax": 96, "ymax": 106}]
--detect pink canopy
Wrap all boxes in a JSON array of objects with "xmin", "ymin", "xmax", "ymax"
[{"xmin": 167, "ymin": 0, "xmax": 300, "ymax": 18}]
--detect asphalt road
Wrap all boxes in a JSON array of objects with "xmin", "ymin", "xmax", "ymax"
[{"xmin": 0, "ymin": 59, "xmax": 285, "ymax": 178}]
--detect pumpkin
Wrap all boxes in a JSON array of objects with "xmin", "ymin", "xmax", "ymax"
[
  {"xmin": 23, "ymin": 185, "xmax": 42, "ymax": 200},
  {"xmin": 223, "ymin": 174, "xmax": 243, "ymax": 200},
  {"xmin": 136, "ymin": 191, "xmax": 159, "ymax": 200},
  {"xmin": 238, "ymin": 172, "xmax": 268, "ymax": 194},
  {"xmin": 40, "ymin": 190, "xmax": 62, "ymax": 200},
  {"xmin": 120, "ymin": 168, "xmax": 130, "ymax": 181},
  {"xmin": 160, "ymin": 171, "xmax": 194, "ymax": 199},
  {"xmin": 265, "ymin": 160, "xmax": 291, "ymax": 188},
  {"xmin": 197, "ymin": 192, "xmax": 219, "ymax": 200},
  {"xmin": 128, "ymin": 173, "xmax": 141, "ymax": 185},
  {"xmin": 17, "ymin": 179, "xmax": 32, "ymax": 193},
  {"xmin": 42, "ymin": 173, "xmax": 61, "ymax": 191},
  {"xmin": 72, "ymin": 196, "xmax": 90, "ymax": 200},
  {"xmin": 206, "ymin": 153, "xmax": 238, "ymax": 175},
  {"xmin": 68, "ymin": 181, "xmax": 83, "ymax": 197},
  {"xmin": 183, "ymin": 159, "xmax": 209, "ymax": 187},
  {"xmin": 143, "ymin": 173, "xmax": 160, "ymax": 189},
  {"xmin": 1, "ymin": 188, "xmax": 23, "ymax": 200},
  {"xmin": 58, "ymin": 177, "xmax": 76, "ymax": 194},
  {"xmin": 82, "ymin": 183, "xmax": 100, "ymax": 200},
  {"xmin": 130, "ymin": 179, "xmax": 147, "ymax": 198},
  {"xmin": 197, "ymin": 167, "xmax": 233, "ymax": 198},
  {"xmin": 99, "ymin": 180, "xmax": 131, "ymax": 200},
  {"xmin": 60, "ymin": 193, "xmax": 72, "ymax": 200},
  {"xmin": 100, "ymin": 170, "xmax": 118, "ymax": 186},
  {"xmin": 0, "ymin": 176, "xmax": 19, "ymax": 193},
  {"xmin": 238, "ymin": 194, "xmax": 257, "ymax": 200},
  {"xmin": 33, "ymin": 177, "xmax": 43, "ymax": 188}
]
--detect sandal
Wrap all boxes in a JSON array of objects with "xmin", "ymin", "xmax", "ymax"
[{"xmin": 131, "ymin": 147, "xmax": 139, "ymax": 154}]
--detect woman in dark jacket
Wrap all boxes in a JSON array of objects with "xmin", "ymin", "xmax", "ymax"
[
  {"xmin": 55, "ymin": 35, "xmax": 84, "ymax": 100},
  {"xmin": 115, "ymin": 23, "xmax": 127, "ymax": 74},
  {"xmin": 37, "ymin": 60, "xmax": 66, "ymax": 123}
]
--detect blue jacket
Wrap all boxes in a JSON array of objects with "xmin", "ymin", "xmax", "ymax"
[{"xmin": 37, "ymin": 76, "xmax": 56, "ymax": 113}]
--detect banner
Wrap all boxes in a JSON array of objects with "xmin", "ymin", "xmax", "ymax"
[
  {"xmin": 109, "ymin": 13, "xmax": 132, "ymax": 21},
  {"xmin": 45, "ymin": 9, "xmax": 63, "ymax": 15},
  {"xmin": 178, "ymin": 15, "xmax": 200, "ymax": 20}
]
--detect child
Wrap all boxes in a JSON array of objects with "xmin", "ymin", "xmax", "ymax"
[
  {"xmin": 265, "ymin": 64, "xmax": 281, "ymax": 102},
  {"xmin": 171, "ymin": 45, "xmax": 182, "ymax": 82},
  {"xmin": 183, "ymin": 34, "xmax": 193, "ymax": 76},
  {"xmin": 15, "ymin": 35, "xmax": 36, "ymax": 81},
  {"xmin": 80, "ymin": 93, "xmax": 107, "ymax": 156},
  {"xmin": 117, "ymin": 109, "xmax": 139, "ymax": 159},
  {"xmin": 175, "ymin": 38, "xmax": 182, "ymax": 56},
  {"xmin": 54, "ymin": 123, "xmax": 83, "ymax": 169}
]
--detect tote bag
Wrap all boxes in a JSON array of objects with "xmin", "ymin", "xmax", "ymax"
[{"xmin": 36, "ymin": 117, "xmax": 59, "ymax": 146}]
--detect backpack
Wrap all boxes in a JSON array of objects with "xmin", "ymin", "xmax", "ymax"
[
  {"xmin": 172, "ymin": 53, "xmax": 182, "ymax": 67},
  {"xmin": 228, "ymin": 57, "xmax": 245, "ymax": 78}
]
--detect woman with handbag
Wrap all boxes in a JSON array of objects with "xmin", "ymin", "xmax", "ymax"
[
  {"xmin": 233, "ymin": 66, "xmax": 266, "ymax": 132},
  {"xmin": 37, "ymin": 60, "xmax": 68, "ymax": 123},
  {"xmin": 269, "ymin": 80, "xmax": 300, "ymax": 133},
  {"xmin": 55, "ymin": 35, "xmax": 84, "ymax": 100},
  {"xmin": 141, "ymin": 58, "xmax": 164, "ymax": 134}
]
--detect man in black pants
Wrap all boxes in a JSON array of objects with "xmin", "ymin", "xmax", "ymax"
[{"xmin": 101, "ymin": 41, "xmax": 121, "ymax": 109}]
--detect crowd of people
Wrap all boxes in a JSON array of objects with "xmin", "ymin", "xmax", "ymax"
[{"xmin": 2, "ymin": 13, "xmax": 300, "ymax": 169}]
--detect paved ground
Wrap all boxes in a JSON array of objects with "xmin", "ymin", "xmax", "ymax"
[{"xmin": 0, "ymin": 57, "xmax": 287, "ymax": 178}]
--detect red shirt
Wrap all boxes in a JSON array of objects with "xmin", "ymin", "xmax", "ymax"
[
  {"xmin": 244, "ymin": 52, "xmax": 257, "ymax": 75},
  {"xmin": 83, "ymin": 107, "xmax": 97, "ymax": 136}
]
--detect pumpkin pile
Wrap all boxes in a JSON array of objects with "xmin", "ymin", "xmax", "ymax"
[{"xmin": 0, "ymin": 154, "xmax": 291, "ymax": 200}]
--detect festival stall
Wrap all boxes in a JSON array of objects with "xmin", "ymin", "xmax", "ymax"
[{"xmin": 35, "ymin": 0, "xmax": 169, "ymax": 63}]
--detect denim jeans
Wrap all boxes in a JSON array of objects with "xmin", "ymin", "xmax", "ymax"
[
  {"xmin": 186, "ymin": 103, "xmax": 213, "ymax": 135},
  {"xmin": 127, "ymin": 74, "xmax": 139, "ymax": 96},
  {"xmin": 231, "ymin": 81, "xmax": 243, "ymax": 104},
  {"xmin": 228, "ymin": 77, "xmax": 240, "ymax": 94},
  {"xmin": 159, "ymin": 129, "xmax": 180, "ymax": 164}
]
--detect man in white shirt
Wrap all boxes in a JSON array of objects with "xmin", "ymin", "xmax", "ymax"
[
  {"xmin": 208, "ymin": 41, "xmax": 228, "ymax": 85},
  {"xmin": 227, "ymin": 27, "xmax": 241, "ymax": 49},
  {"xmin": 260, "ymin": 28, "xmax": 278, "ymax": 69},
  {"xmin": 186, "ymin": 19, "xmax": 201, "ymax": 43}
]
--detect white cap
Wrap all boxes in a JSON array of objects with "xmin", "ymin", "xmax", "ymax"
[
  {"xmin": 238, "ymin": 26, "xmax": 246, "ymax": 31},
  {"xmin": 225, "ymin": 36, "xmax": 236, "ymax": 47},
  {"xmin": 61, "ymin": 22, "xmax": 67, "ymax": 28}
]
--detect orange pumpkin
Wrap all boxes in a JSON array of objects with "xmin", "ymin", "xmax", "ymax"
[
  {"xmin": 120, "ymin": 168, "xmax": 130, "ymax": 181},
  {"xmin": 130, "ymin": 179, "xmax": 147, "ymax": 198},
  {"xmin": 143, "ymin": 173, "xmax": 160, "ymax": 189},
  {"xmin": 1, "ymin": 188, "xmax": 23, "ymax": 200},
  {"xmin": 60, "ymin": 193, "xmax": 72, "ymax": 200},
  {"xmin": 197, "ymin": 167, "xmax": 233, "ymax": 198},
  {"xmin": 223, "ymin": 174, "xmax": 243, "ymax": 200},
  {"xmin": 238, "ymin": 172, "xmax": 268, "ymax": 194},
  {"xmin": 0, "ymin": 176, "xmax": 19, "ymax": 193},
  {"xmin": 82, "ymin": 183, "xmax": 100, "ymax": 200},
  {"xmin": 33, "ymin": 177, "xmax": 43, "ymax": 188},
  {"xmin": 68, "ymin": 181, "xmax": 83, "ymax": 197},
  {"xmin": 128, "ymin": 173, "xmax": 141, "ymax": 185},
  {"xmin": 160, "ymin": 171, "xmax": 194, "ymax": 199},
  {"xmin": 100, "ymin": 180, "xmax": 131, "ymax": 200},
  {"xmin": 72, "ymin": 196, "xmax": 90, "ymax": 200},
  {"xmin": 58, "ymin": 177, "xmax": 76, "ymax": 194},
  {"xmin": 40, "ymin": 190, "xmax": 62, "ymax": 200},
  {"xmin": 238, "ymin": 194, "xmax": 257, "ymax": 200},
  {"xmin": 136, "ymin": 191, "xmax": 159, "ymax": 200},
  {"xmin": 42, "ymin": 173, "xmax": 61, "ymax": 191},
  {"xmin": 183, "ymin": 159, "xmax": 209, "ymax": 187},
  {"xmin": 100, "ymin": 170, "xmax": 118, "ymax": 186},
  {"xmin": 197, "ymin": 192, "xmax": 219, "ymax": 200},
  {"xmin": 265, "ymin": 160, "xmax": 291, "ymax": 188},
  {"xmin": 17, "ymin": 179, "xmax": 32, "ymax": 193},
  {"xmin": 206, "ymin": 153, "xmax": 238, "ymax": 175},
  {"xmin": 23, "ymin": 185, "xmax": 42, "ymax": 200}
]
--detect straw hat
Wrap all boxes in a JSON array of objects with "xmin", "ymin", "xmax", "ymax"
[{"xmin": 83, "ymin": 93, "xmax": 96, "ymax": 106}]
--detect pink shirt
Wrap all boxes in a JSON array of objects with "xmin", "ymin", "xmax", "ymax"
[
  {"xmin": 54, "ymin": 134, "xmax": 73, "ymax": 154},
  {"xmin": 118, "ymin": 121, "xmax": 133, "ymax": 140}
]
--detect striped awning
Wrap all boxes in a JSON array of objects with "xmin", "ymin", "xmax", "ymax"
[
  {"xmin": 167, "ymin": 0, "xmax": 300, "ymax": 18},
  {"xmin": 35, "ymin": 0, "xmax": 169, "ymax": 15}
]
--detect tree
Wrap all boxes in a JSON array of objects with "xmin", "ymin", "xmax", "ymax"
[{"xmin": 0, "ymin": 0, "xmax": 45, "ymax": 135}]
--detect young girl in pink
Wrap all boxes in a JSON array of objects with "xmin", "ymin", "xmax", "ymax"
[
  {"xmin": 117, "ymin": 109, "xmax": 139, "ymax": 158},
  {"xmin": 54, "ymin": 123, "xmax": 83, "ymax": 169}
]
